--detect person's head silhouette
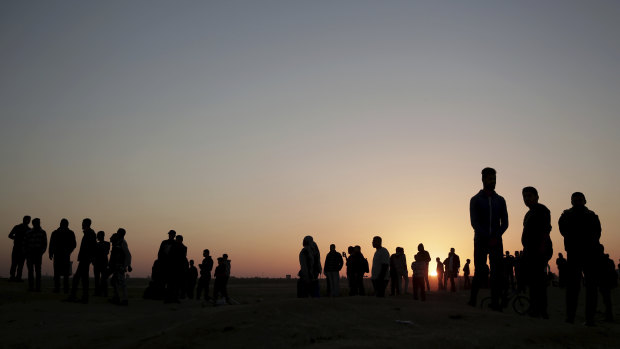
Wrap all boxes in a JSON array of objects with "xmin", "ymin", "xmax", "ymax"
[
  {"xmin": 481, "ymin": 167, "xmax": 496, "ymax": 191},
  {"xmin": 571, "ymin": 192, "xmax": 586, "ymax": 208}
]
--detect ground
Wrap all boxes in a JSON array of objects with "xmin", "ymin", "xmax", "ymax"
[{"xmin": 1, "ymin": 278, "xmax": 619, "ymax": 348}]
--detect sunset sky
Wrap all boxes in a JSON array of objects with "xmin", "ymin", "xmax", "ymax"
[{"xmin": 1, "ymin": 1, "xmax": 619, "ymax": 278}]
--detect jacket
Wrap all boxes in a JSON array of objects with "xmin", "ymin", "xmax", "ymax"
[{"xmin": 470, "ymin": 190, "xmax": 509, "ymax": 240}]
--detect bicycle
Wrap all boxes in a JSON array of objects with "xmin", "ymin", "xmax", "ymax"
[{"xmin": 480, "ymin": 290, "xmax": 530, "ymax": 315}]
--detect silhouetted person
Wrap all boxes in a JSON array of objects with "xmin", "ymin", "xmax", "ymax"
[
  {"xmin": 49, "ymin": 218, "xmax": 76, "ymax": 293},
  {"xmin": 521, "ymin": 186, "xmax": 553, "ymax": 319},
  {"xmin": 468, "ymin": 167, "xmax": 508, "ymax": 310},
  {"xmin": 393, "ymin": 247, "xmax": 408, "ymax": 294},
  {"xmin": 371, "ymin": 236, "xmax": 389, "ymax": 297},
  {"xmin": 175, "ymin": 235, "xmax": 189, "ymax": 299},
  {"xmin": 25, "ymin": 218, "xmax": 47, "ymax": 292},
  {"xmin": 8, "ymin": 215, "xmax": 30, "ymax": 281},
  {"xmin": 412, "ymin": 248, "xmax": 429, "ymax": 301},
  {"xmin": 389, "ymin": 250, "xmax": 400, "ymax": 296},
  {"xmin": 94, "ymin": 231, "xmax": 110, "ymax": 297},
  {"xmin": 556, "ymin": 253, "xmax": 567, "ymax": 288},
  {"xmin": 164, "ymin": 234, "xmax": 187, "ymax": 303},
  {"xmin": 463, "ymin": 259, "xmax": 471, "ymax": 289},
  {"xmin": 67, "ymin": 218, "xmax": 97, "ymax": 303},
  {"xmin": 504, "ymin": 251, "xmax": 515, "ymax": 290},
  {"xmin": 559, "ymin": 192, "xmax": 601, "ymax": 325},
  {"xmin": 109, "ymin": 229, "xmax": 132, "ymax": 306},
  {"xmin": 515, "ymin": 250, "xmax": 526, "ymax": 293},
  {"xmin": 345, "ymin": 246, "xmax": 354, "ymax": 294},
  {"xmin": 197, "ymin": 249, "xmax": 213, "ymax": 301},
  {"xmin": 348, "ymin": 245, "xmax": 368, "ymax": 296},
  {"xmin": 446, "ymin": 248, "xmax": 461, "ymax": 292},
  {"xmin": 415, "ymin": 244, "xmax": 431, "ymax": 291},
  {"xmin": 598, "ymin": 248, "xmax": 615, "ymax": 322},
  {"xmin": 298, "ymin": 236, "xmax": 320, "ymax": 298},
  {"xmin": 187, "ymin": 260, "xmax": 198, "ymax": 299},
  {"xmin": 324, "ymin": 244, "xmax": 344, "ymax": 297},
  {"xmin": 213, "ymin": 257, "xmax": 231, "ymax": 305},
  {"xmin": 442, "ymin": 257, "xmax": 449, "ymax": 290},
  {"xmin": 436, "ymin": 257, "xmax": 444, "ymax": 290},
  {"xmin": 159, "ymin": 230, "xmax": 177, "ymax": 303}
]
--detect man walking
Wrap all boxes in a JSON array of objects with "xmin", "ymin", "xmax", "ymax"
[{"xmin": 67, "ymin": 218, "xmax": 97, "ymax": 303}]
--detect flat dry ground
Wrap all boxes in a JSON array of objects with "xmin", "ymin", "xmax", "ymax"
[{"xmin": 1, "ymin": 277, "xmax": 619, "ymax": 348}]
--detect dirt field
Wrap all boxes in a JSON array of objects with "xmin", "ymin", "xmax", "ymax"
[{"xmin": 1, "ymin": 277, "xmax": 619, "ymax": 348}]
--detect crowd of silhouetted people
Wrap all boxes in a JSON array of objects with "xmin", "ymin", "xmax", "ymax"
[
  {"xmin": 298, "ymin": 235, "xmax": 468, "ymax": 301},
  {"xmin": 8, "ymin": 217, "xmax": 132, "ymax": 305},
  {"xmin": 142, "ymin": 229, "xmax": 232, "ymax": 305},
  {"xmin": 5, "ymin": 167, "xmax": 619, "ymax": 325},
  {"xmin": 7, "ymin": 217, "xmax": 230, "ymax": 306},
  {"xmin": 296, "ymin": 167, "xmax": 619, "ymax": 327}
]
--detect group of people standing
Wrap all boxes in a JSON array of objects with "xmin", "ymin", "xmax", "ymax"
[
  {"xmin": 297, "ymin": 235, "xmax": 465, "ymax": 301},
  {"xmin": 297, "ymin": 166, "xmax": 616, "ymax": 327},
  {"xmin": 467, "ymin": 167, "xmax": 615, "ymax": 326},
  {"xmin": 144, "ymin": 230, "xmax": 231, "ymax": 305},
  {"xmin": 7, "ymin": 217, "xmax": 132, "ymax": 305}
]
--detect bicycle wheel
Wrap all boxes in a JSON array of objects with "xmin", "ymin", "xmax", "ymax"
[
  {"xmin": 512, "ymin": 295, "xmax": 530, "ymax": 315},
  {"xmin": 480, "ymin": 296, "xmax": 492, "ymax": 309}
]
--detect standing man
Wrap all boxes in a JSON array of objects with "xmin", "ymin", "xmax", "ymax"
[
  {"xmin": 446, "ymin": 248, "xmax": 461, "ymax": 292},
  {"xmin": 25, "ymin": 218, "xmax": 47, "ymax": 292},
  {"xmin": 8, "ymin": 215, "xmax": 31, "ymax": 282},
  {"xmin": 468, "ymin": 167, "xmax": 509, "ymax": 309},
  {"xmin": 49, "ymin": 219, "xmax": 76, "ymax": 293},
  {"xmin": 67, "ymin": 218, "xmax": 97, "ymax": 303},
  {"xmin": 396, "ymin": 247, "xmax": 408, "ymax": 294},
  {"xmin": 521, "ymin": 186, "xmax": 553, "ymax": 318},
  {"xmin": 558, "ymin": 192, "xmax": 602, "ymax": 325},
  {"xmin": 197, "ymin": 249, "xmax": 214, "ymax": 301},
  {"xmin": 463, "ymin": 259, "xmax": 472, "ymax": 289},
  {"xmin": 556, "ymin": 253, "xmax": 567, "ymax": 288},
  {"xmin": 416, "ymin": 244, "xmax": 431, "ymax": 292},
  {"xmin": 109, "ymin": 228, "xmax": 132, "ymax": 306},
  {"xmin": 436, "ymin": 257, "xmax": 445, "ymax": 290},
  {"xmin": 324, "ymin": 244, "xmax": 344, "ymax": 297},
  {"xmin": 93, "ymin": 231, "xmax": 110, "ymax": 297},
  {"xmin": 371, "ymin": 236, "xmax": 390, "ymax": 297}
]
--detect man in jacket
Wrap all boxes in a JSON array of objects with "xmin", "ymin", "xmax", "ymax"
[
  {"xmin": 521, "ymin": 186, "xmax": 552, "ymax": 318},
  {"xmin": 67, "ymin": 218, "xmax": 97, "ymax": 303},
  {"xmin": 8, "ymin": 215, "xmax": 31, "ymax": 281},
  {"xmin": 49, "ymin": 218, "xmax": 76, "ymax": 293},
  {"xmin": 25, "ymin": 218, "xmax": 47, "ymax": 292},
  {"xmin": 324, "ymin": 244, "xmax": 344, "ymax": 297},
  {"xmin": 468, "ymin": 167, "xmax": 509, "ymax": 309},
  {"xmin": 559, "ymin": 192, "xmax": 602, "ymax": 325},
  {"xmin": 446, "ymin": 248, "xmax": 461, "ymax": 292}
]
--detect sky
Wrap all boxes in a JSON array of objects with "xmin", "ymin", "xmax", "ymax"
[{"xmin": 1, "ymin": 1, "xmax": 619, "ymax": 278}]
